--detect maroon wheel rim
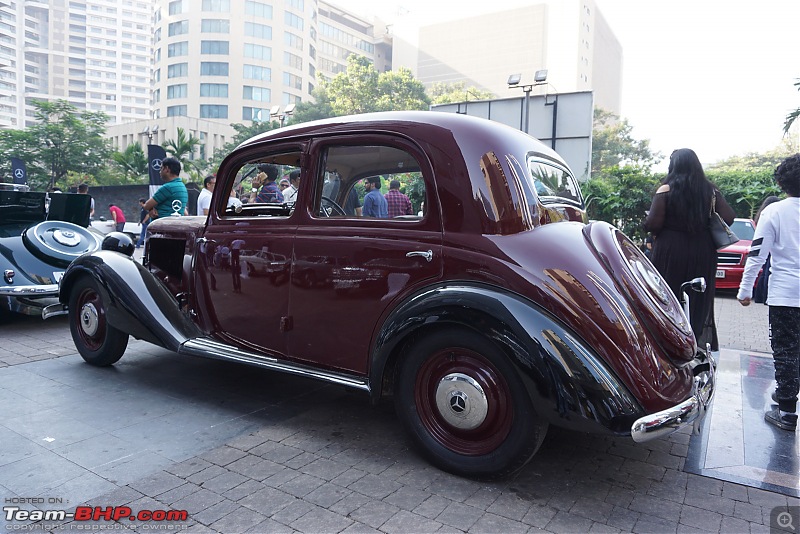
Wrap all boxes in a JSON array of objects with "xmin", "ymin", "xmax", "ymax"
[
  {"xmin": 414, "ymin": 347, "xmax": 514, "ymax": 455},
  {"xmin": 74, "ymin": 286, "xmax": 107, "ymax": 352}
]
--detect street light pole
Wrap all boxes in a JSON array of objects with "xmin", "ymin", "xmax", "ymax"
[{"xmin": 507, "ymin": 70, "xmax": 549, "ymax": 135}]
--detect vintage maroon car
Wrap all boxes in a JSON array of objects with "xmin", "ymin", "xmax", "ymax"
[{"xmin": 45, "ymin": 112, "xmax": 715, "ymax": 478}]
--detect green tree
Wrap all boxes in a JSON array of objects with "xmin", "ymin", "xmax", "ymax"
[
  {"xmin": 207, "ymin": 121, "xmax": 281, "ymax": 172},
  {"xmin": 111, "ymin": 142, "xmax": 148, "ymax": 181},
  {"xmin": 583, "ymin": 166, "xmax": 660, "ymax": 242},
  {"xmin": 0, "ymin": 129, "xmax": 41, "ymax": 188},
  {"xmin": 784, "ymin": 77, "xmax": 800, "ymax": 134},
  {"xmin": 163, "ymin": 127, "xmax": 201, "ymax": 177},
  {"xmin": 592, "ymin": 108, "xmax": 662, "ymax": 177},
  {"xmin": 0, "ymin": 100, "xmax": 112, "ymax": 190},
  {"xmin": 376, "ymin": 68, "xmax": 430, "ymax": 111},
  {"xmin": 290, "ymin": 86, "xmax": 335, "ymax": 124},
  {"xmin": 704, "ymin": 145, "xmax": 792, "ymax": 219},
  {"xmin": 326, "ymin": 55, "xmax": 381, "ymax": 115},
  {"xmin": 428, "ymin": 81, "xmax": 494, "ymax": 104}
]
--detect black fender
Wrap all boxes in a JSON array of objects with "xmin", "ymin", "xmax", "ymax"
[
  {"xmin": 59, "ymin": 250, "xmax": 202, "ymax": 351},
  {"xmin": 371, "ymin": 283, "xmax": 644, "ymax": 435}
]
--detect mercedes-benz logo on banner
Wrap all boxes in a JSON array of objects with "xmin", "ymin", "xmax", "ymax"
[
  {"xmin": 14, "ymin": 169, "xmax": 25, "ymax": 180},
  {"xmin": 151, "ymin": 159, "xmax": 163, "ymax": 171}
]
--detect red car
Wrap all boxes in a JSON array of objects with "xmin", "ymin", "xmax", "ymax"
[
  {"xmin": 46, "ymin": 112, "xmax": 715, "ymax": 478},
  {"xmin": 715, "ymin": 218, "xmax": 756, "ymax": 289}
]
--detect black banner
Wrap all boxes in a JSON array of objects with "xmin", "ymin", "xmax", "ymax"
[
  {"xmin": 147, "ymin": 144, "xmax": 167, "ymax": 197},
  {"xmin": 11, "ymin": 157, "xmax": 27, "ymax": 184}
]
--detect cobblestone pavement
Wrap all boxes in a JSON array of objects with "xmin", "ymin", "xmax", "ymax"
[{"xmin": 0, "ymin": 291, "xmax": 796, "ymax": 534}]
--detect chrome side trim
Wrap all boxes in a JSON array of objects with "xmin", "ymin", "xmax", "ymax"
[
  {"xmin": 42, "ymin": 303, "xmax": 69, "ymax": 319},
  {"xmin": 0, "ymin": 283, "xmax": 59, "ymax": 297},
  {"xmin": 180, "ymin": 338, "xmax": 371, "ymax": 393},
  {"xmin": 630, "ymin": 347, "xmax": 716, "ymax": 443}
]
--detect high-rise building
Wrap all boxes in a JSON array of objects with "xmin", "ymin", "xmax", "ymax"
[
  {"xmin": 0, "ymin": 0, "xmax": 154, "ymax": 129},
  {"xmin": 392, "ymin": 0, "xmax": 622, "ymax": 114},
  {"xmin": 107, "ymin": 0, "xmax": 390, "ymax": 162}
]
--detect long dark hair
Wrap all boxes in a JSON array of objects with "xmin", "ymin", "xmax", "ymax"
[
  {"xmin": 755, "ymin": 195, "xmax": 780, "ymax": 225},
  {"xmin": 663, "ymin": 148, "xmax": 714, "ymax": 232}
]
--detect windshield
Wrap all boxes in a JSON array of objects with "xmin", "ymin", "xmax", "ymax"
[{"xmin": 731, "ymin": 219, "xmax": 755, "ymax": 241}]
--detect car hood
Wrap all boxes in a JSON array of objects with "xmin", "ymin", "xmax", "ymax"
[{"xmin": 719, "ymin": 240, "xmax": 751, "ymax": 254}]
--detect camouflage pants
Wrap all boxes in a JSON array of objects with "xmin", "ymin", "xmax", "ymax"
[{"xmin": 769, "ymin": 306, "xmax": 800, "ymax": 413}]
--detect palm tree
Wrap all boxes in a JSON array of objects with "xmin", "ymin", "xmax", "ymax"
[
  {"xmin": 111, "ymin": 142, "xmax": 148, "ymax": 180},
  {"xmin": 163, "ymin": 127, "xmax": 201, "ymax": 176},
  {"xmin": 784, "ymin": 78, "xmax": 800, "ymax": 135}
]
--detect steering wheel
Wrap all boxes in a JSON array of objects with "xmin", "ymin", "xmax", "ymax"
[{"xmin": 320, "ymin": 196, "xmax": 346, "ymax": 217}]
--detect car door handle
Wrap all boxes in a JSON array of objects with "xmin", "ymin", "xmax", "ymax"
[{"xmin": 406, "ymin": 250, "xmax": 433, "ymax": 262}]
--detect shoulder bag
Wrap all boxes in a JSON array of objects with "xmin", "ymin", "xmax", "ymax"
[{"xmin": 709, "ymin": 193, "xmax": 738, "ymax": 249}]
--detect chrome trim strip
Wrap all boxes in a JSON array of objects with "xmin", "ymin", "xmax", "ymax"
[
  {"xmin": 42, "ymin": 303, "xmax": 69, "ymax": 319},
  {"xmin": 0, "ymin": 283, "xmax": 59, "ymax": 297},
  {"xmin": 180, "ymin": 338, "xmax": 371, "ymax": 393},
  {"xmin": 630, "ymin": 348, "xmax": 716, "ymax": 443}
]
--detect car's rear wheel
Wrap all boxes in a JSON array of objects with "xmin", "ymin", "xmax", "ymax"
[
  {"xmin": 395, "ymin": 328, "xmax": 546, "ymax": 479},
  {"xmin": 69, "ymin": 276, "xmax": 128, "ymax": 366}
]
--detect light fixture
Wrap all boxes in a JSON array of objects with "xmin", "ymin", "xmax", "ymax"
[
  {"xmin": 283, "ymin": 103, "xmax": 296, "ymax": 115},
  {"xmin": 269, "ymin": 105, "xmax": 281, "ymax": 117},
  {"xmin": 507, "ymin": 73, "xmax": 521, "ymax": 86},
  {"xmin": 534, "ymin": 69, "xmax": 548, "ymax": 83}
]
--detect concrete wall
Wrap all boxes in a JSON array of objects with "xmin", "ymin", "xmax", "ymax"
[{"xmin": 74, "ymin": 183, "xmax": 201, "ymax": 223}]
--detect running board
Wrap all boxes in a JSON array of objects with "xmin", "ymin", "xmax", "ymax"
[{"xmin": 180, "ymin": 337, "xmax": 371, "ymax": 393}]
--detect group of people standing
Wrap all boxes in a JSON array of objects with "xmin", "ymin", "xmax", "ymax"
[{"xmin": 644, "ymin": 149, "xmax": 799, "ymax": 432}]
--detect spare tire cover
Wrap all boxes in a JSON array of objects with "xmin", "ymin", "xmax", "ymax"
[{"xmin": 23, "ymin": 221, "xmax": 102, "ymax": 267}]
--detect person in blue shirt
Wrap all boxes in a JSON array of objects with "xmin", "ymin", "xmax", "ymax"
[
  {"xmin": 143, "ymin": 156, "xmax": 188, "ymax": 218},
  {"xmin": 362, "ymin": 176, "xmax": 388, "ymax": 218}
]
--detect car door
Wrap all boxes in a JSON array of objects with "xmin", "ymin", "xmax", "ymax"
[
  {"xmin": 288, "ymin": 136, "xmax": 443, "ymax": 375},
  {"xmin": 193, "ymin": 147, "xmax": 302, "ymax": 358}
]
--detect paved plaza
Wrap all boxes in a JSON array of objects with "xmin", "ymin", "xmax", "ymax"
[{"xmin": 0, "ymin": 292, "xmax": 797, "ymax": 533}]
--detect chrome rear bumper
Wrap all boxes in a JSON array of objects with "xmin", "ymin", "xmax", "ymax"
[{"xmin": 630, "ymin": 347, "xmax": 716, "ymax": 443}]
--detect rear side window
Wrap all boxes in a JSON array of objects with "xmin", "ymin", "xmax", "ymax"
[{"xmin": 312, "ymin": 144, "xmax": 427, "ymax": 221}]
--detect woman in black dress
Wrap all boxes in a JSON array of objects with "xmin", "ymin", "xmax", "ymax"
[{"xmin": 644, "ymin": 148, "xmax": 735, "ymax": 351}]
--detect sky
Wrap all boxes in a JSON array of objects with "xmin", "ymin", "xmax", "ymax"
[{"xmin": 330, "ymin": 0, "xmax": 800, "ymax": 171}]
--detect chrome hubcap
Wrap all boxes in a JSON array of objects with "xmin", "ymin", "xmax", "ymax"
[
  {"xmin": 79, "ymin": 303, "xmax": 99, "ymax": 336},
  {"xmin": 434, "ymin": 373, "xmax": 488, "ymax": 430}
]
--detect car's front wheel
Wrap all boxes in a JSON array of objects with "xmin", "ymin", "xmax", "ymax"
[
  {"xmin": 69, "ymin": 276, "xmax": 128, "ymax": 366},
  {"xmin": 395, "ymin": 328, "xmax": 547, "ymax": 479}
]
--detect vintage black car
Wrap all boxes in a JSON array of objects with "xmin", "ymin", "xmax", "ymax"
[
  {"xmin": 47, "ymin": 112, "xmax": 715, "ymax": 478},
  {"xmin": 0, "ymin": 185, "xmax": 99, "ymax": 316}
]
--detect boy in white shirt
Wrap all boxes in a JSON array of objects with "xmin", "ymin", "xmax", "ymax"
[{"xmin": 738, "ymin": 154, "xmax": 800, "ymax": 431}]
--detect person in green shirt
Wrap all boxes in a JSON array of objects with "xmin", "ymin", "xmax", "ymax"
[{"xmin": 143, "ymin": 156, "xmax": 188, "ymax": 219}]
